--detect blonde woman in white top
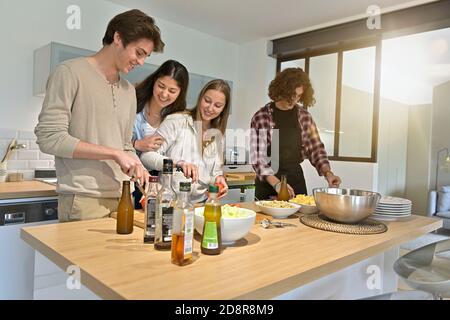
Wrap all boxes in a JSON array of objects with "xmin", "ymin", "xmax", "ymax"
[{"xmin": 140, "ymin": 79, "xmax": 230, "ymax": 202}]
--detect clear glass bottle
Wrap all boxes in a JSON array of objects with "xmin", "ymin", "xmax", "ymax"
[
  {"xmin": 201, "ymin": 185, "xmax": 222, "ymax": 255},
  {"xmin": 116, "ymin": 180, "xmax": 134, "ymax": 234},
  {"xmin": 155, "ymin": 159, "xmax": 176, "ymax": 251},
  {"xmin": 171, "ymin": 182, "xmax": 194, "ymax": 266},
  {"xmin": 143, "ymin": 175, "xmax": 160, "ymax": 243},
  {"xmin": 278, "ymin": 174, "xmax": 290, "ymax": 201}
]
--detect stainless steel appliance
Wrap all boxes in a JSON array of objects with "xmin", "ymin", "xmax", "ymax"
[
  {"xmin": 224, "ymin": 146, "xmax": 253, "ymax": 173},
  {"xmin": 0, "ymin": 196, "xmax": 58, "ymax": 299}
]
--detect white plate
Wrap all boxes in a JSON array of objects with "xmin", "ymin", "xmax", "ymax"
[
  {"xmin": 372, "ymin": 212, "xmax": 412, "ymax": 218},
  {"xmin": 377, "ymin": 203, "xmax": 412, "ymax": 208},
  {"xmin": 374, "ymin": 208, "xmax": 412, "ymax": 214},
  {"xmin": 376, "ymin": 206, "xmax": 412, "ymax": 211},
  {"xmin": 378, "ymin": 196, "xmax": 412, "ymax": 205},
  {"xmin": 371, "ymin": 214, "xmax": 411, "ymax": 221},
  {"xmin": 374, "ymin": 210, "xmax": 411, "ymax": 215}
]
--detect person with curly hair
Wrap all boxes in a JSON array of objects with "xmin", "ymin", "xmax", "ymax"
[{"xmin": 250, "ymin": 68, "xmax": 341, "ymax": 200}]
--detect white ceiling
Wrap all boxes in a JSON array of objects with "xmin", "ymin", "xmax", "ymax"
[{"xmin": 107, "ymin": 0, "xmax": 436, "ymax": 44}]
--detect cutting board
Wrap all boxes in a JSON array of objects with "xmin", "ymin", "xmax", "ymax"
[
  {"xmin": 0, "ymin": 181, "xmax": 57, "ymax": 200},
  {"xmin": 225, "ymin": 172, "xmax": 256, "ymax": 181}
]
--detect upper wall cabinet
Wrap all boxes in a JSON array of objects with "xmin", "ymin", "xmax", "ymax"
[
  {"xmin": 33, "ymin": 42, "xmax": 233, "ymax": 110},
  {"xmin": 33, "ymin": 42, "xmax": 94, "ymax": 96}
]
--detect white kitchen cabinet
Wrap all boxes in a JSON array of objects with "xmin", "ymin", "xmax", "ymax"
[
  {"xmin": 33, "ymin": 42, "xmax": 233, "ymax": 109},
  {"xmin": 33, "ymin": 251, "xmax": 100, "ymax": 300}
]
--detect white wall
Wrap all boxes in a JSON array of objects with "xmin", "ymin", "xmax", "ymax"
[
  {"xmin": 377, "ymin": 97, "xmax": 409, "ymax": 198},
  {"xmin": 0, "ymin": 0, "xmax": 239, "ymax": 178},
  {"xmin": 405, "ymin": 104, "xmax": 432, "ymax": 215},
  {"xmin": 430, "ymin": 80, "xmax": 450, "ymax": 190},
  {"xmin": 232, "ymin": 39, "xmax": 276, "ymax": 131},
  {"xmin": 302, "ymin": 161, "xmax": 378, "ymax": 194}
]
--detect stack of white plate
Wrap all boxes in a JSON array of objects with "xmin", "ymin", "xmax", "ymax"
[{"xmin": 372, "ymin": 196, "xmax": 412, "ymax": 221}]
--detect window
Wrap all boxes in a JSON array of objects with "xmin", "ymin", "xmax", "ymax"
[{"xmin": 276, "ymin": 40, "xmax": 381, "ymax": 162}]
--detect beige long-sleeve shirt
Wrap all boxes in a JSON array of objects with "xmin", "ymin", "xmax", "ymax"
[{"xmin": 35, "ymin": 57, "xmax": 136, "ymax": 198}]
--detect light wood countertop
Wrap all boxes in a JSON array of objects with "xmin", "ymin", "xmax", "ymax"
[
  {"xmin": 0, "ymin": 181, "xmax": 57, "ymax": 200},
  {"xmin": 21, "ymin": 203, "xmax": 442, "ymax": 300}
]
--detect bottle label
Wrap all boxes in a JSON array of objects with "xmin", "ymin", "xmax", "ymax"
[
  {"xmin": 183, "ymin": 212, "xmax": 194, "ymax": 256},
  {"xmin": 144, "ymin": 198, "xmax": 156, "ymax": 242},
  {"xmin": 202, "ymin": 221, "xmax": 219, "ymax": 249},
  {"xmin": 162, "ymin": 207, "xmax": 173, "ymax": 242}
]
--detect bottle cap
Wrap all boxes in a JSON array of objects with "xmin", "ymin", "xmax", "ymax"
[
  {"xmin": 123, "ymin": 180, "xmax": 130, "ymax": 185},
  {"xmin": 162, "ymin": 159, "xmax": 173, "ymax": 174},
  {"xmin": 179, "ymin": 182, "xmax": 191, "ymax": 192},
  {"xmin": 208, "ymin": 185, "xmax": 219, "ymax": 193}
]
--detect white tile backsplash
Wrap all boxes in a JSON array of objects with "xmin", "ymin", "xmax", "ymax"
[
  {"xmin": 17, "ymin": 150, "xmax": 39, "ymax": 160},
  {"xmin": 7, "ymin": 160, "xmax": 29, "ymax": 170},
  {"xmin": 28, "ymin": 160, "xmax": 52, "ymax": 169},
  {"xmin": 0, "ymin": 128, "xmax": 54, "ymax": 179},
  {"xmin": 29, "ymin": 140, "xmax": 40, "ymax": 150},
  {"xmin": 39, "ymin": 152, "xmax": 54, "ymax": 160},
  {"xmin": 17, "ymin": 140, "xmax": 30, "ymax": 149}
]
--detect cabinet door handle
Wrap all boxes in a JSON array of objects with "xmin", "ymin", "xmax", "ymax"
[{"xmin": 4, "ymin": 212, "xmax": 25, "ymax": 224}]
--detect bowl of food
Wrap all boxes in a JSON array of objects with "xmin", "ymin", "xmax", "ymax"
[
  {"xmin": 312, "ymin": 188, "xmax": 381, "ymax": 224},
  {"xmin": 194, "ymin": 204, "xmax": 256, "ymax": 245},
  {"xmin": 290, "ymin": 194, "xmax": 318, "ymax": 214},
  {"xmin": 255, "ymin": 200, "xmax": 301, "ymax": 218}
]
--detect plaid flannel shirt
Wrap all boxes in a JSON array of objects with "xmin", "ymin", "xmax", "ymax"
[{"xmin": 250, "ymin": 102, "xmax": 330, "ymax": 181}]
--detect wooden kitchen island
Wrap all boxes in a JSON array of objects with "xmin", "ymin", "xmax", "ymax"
[{"xmin": 21, "ymin": 203, "xmax": 442, "ymax": 300}]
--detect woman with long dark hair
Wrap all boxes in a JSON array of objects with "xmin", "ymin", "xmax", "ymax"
[{"xmin": 132, "ymin": 60, "xmax": 189, "ymax": 154}]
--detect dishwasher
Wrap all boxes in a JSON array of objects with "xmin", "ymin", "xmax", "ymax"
[{"xmin": 0, "ymin": 196, "xmax": 58, "ymax": 299}]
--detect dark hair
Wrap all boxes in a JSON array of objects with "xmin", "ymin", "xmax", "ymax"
[
  {"xmin": 102, "ymin": 9, "xmax": 165, "ymax": 52},
  {"xmin": 135, "ymin": 60, "xmax": 189, "ymax": 120},
  {"xmin": 268, "ymin": 68, "xmax": 315, "ymax": 107},
  {"xmin": 190, "ymin": 79, "xmax": 231, "ymax": 136}
]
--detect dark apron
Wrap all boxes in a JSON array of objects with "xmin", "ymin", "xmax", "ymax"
[{"xmin": 255, "ymin": 104, "xmax": 307, "ymax": 200}]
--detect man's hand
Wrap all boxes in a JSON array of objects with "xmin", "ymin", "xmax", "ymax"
[
  {"xmin": 274, "ymin": 182, "xmax": 295, "ymax": 199},
  {"xmin": 134, "ymin": 134, "xmax": 164, "ymax": 152},
  {"xmin": 176, "ymin": 160, "xmax": 199, "ymax": 182},
  {"xmin": 114, "ymin": 150, "xmax": 149, "ymax": 186},
  {"xmin": 325, "ymin": 172, "xmax": 341, "ymax": 188}
]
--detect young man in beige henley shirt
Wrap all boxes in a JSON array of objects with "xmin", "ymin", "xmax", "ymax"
[{"xmin": 35, "ymin": 10, "xmax": 165, "ymax": 222}]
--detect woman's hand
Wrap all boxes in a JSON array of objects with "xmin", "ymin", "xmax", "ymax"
[
  {"xmin": 325, "ymin": 171, "xmax": 341, "ymax": 188},
  {"xmin": 176, "ymin": 160, "xmax": 199, "ymax": 182},
  {"xmin": 134, "ymin": 134, "xmax": 164, "ymax": 152},
  {"xmin": 215, "ymin": 175, "xmax": 229, "ymax": 199}
]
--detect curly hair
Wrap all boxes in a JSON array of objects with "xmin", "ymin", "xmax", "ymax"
[{"xmin": 268, "ymin": 68, "xmax": 316, "ymax": 108}]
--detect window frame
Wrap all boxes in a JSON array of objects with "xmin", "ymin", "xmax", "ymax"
[{"xmin": 276, "ymin": 38, "xmax": 382, "ymax": 163}]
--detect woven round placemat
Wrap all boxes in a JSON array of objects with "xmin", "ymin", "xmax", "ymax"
[{"xmin": 300, "ymin": 213, "xmax": 387, "ymax": 235}]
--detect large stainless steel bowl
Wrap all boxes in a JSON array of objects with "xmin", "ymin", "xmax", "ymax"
[{"xmin": 312, "ymin": 188, "xmax": 381, "ymax": 224}]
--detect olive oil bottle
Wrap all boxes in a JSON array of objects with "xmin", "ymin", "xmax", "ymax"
[
  {"xmin": 155, "ymin": 159, "xmax": 175, "ymax": 251},
  {"xmin": 116, "ymin": 180, "xmax": 134, "ymax": 234},
  {"xmin": 171, "ymin": 182, "xmax": 194, "ymax": 266},
  {"xmin": 201, "ymin": 185, "xmax": 222, "ymax": 255}
]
